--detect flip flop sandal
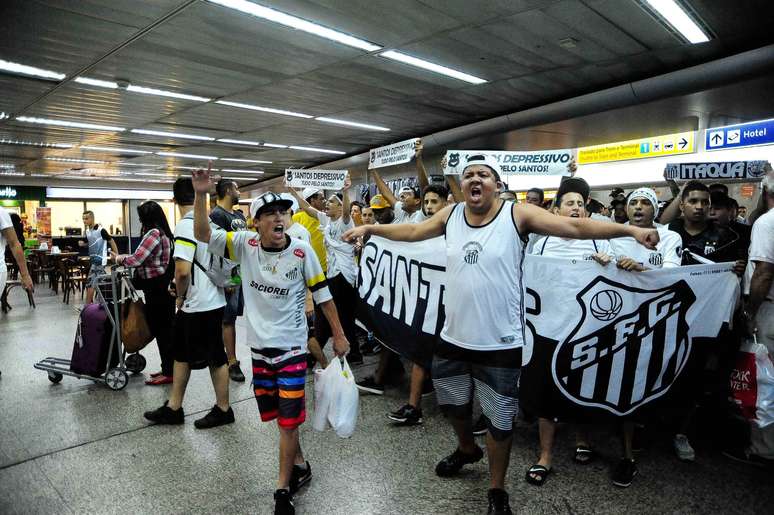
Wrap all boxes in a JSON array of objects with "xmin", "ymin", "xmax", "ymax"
[
  {"xmin": 525, "ymin": 464, "xmax": 552, "ymax": 486},
  {"xmin": 574, "ymin": 445, "xmax": 595, "ymax": 464}
]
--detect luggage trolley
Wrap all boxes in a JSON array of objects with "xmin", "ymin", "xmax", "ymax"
[{"xmin": 34, "ymin": 268, "xmax": 148, "ymax": 390}]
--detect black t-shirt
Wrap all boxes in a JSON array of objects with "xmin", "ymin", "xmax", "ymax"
[
  {"xmin": 209, "ymin": 205, "xmax": 247, "ymax": 232},
  {"xmin": 667, "ymin": 219, "xmax": 744, "ymax": 265}
]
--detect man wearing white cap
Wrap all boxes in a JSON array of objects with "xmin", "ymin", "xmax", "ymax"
[
  {"xmin": 607, "ymin": 187, "xmax": 683, "ymax": 488},
  {"xmin": 344, "ymin": 153, "xmax": 659, "ymax": 515},
  {"xmin": 191, "ymin": 168, "xmax": 350, "ymax": 515}
]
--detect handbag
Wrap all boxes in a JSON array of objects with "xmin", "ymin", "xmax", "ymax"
[{"xmin": 121, "ymin": 288, "xmax": 154, "ymax": 353}]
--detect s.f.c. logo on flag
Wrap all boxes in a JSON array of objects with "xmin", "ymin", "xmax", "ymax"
[
  {"xmin": 285, "ymin": 170, "xmax": 293, "ymax": 182},
  {"xmin": 551, "ymin": 277, "xmax": 695, "ymax": 416}
]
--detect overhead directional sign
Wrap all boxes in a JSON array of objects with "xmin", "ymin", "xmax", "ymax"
[
  {"xmin": 705, "ymin": 118, "xmax": 774, "ymax": 151},
  {"xmin": 577, "ymin": 131, "xmax": 696, "ymax": 165}
]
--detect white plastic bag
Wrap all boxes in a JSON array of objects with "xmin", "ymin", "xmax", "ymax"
[
  {"xmin": 312, "ymin": 359, "xmax": 341, "ymax": 432},
  {"xmin": 730, "ymin": 336, "xmax": 774, "ymax": 428},
  {"xmin": 327, "ymin": 358, "xmax": 359, "ymax": 438}
]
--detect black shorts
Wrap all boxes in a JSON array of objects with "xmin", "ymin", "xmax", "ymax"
[
  {"xmin": 174, "ymin": 308, "xmax": 227, "ymax": 370},
  {"xmin": 223, "ymin": 287, "xmax": 244, "ymax": 324}
]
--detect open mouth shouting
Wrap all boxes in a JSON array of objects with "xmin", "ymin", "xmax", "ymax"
[
  {"xmin": 272, "ymin": 223, "xmax": 285, "ymax": 237},
  {"xmin": 470, "ymin": 184, "xmax": 483, "ymax": 202}
]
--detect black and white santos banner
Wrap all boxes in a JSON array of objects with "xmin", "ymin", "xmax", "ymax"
[
  {"xmin": 356, "ymin": 239, "xmax": 740, "ymax": 417},
  {"xmin": 663, "ymin": 160, "xmax": 770, "ymax": 181}
]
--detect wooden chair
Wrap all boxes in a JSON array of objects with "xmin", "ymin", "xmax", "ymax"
[
  {"xmin": 59, "ymin": 258, "xmax": 87, "ymax": 304},
  {"xmin": 1, "ymin": 280, "xmax": 35, "ymax": 313}
]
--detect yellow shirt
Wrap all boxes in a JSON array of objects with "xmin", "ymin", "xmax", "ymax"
[{"xmin": 292, "ymin": 211, "xmax": 327, "ymax": 273}]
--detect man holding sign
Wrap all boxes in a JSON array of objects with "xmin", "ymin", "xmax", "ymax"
[{"xmin": 344, "ymin": 153, "xmax": 658, "ymax": 515}]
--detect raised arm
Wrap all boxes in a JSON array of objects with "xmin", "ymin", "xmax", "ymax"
[
  {"xmin": 341, "ymin": 174, "xmax": 351, "ymax": 225},
  {"xmin": 447, "ymin": 174, "xmax": 464, "ymax": 203},
  {"xmin": 415, "ymin": 140, "xmax": 429, "ymax": 193},
  {"xmin": 657, "ymin": 180, "xmax": 683, "ymax": 224},
  {"xmin": 342, "ymin": 204, "xmax": 452, "ymax": 243},
  {"xmin": 515, "ymin": 203, "xmax": 659, "ymax": 249},
  {"xmin": 372, "ymin": 169, "xmax": 398, "ymax": 208},
  {"xmin": 192, "ymin": 165, "xmax": 213, "ymax": 243},
  {"xmin": 287, "ymin": 187, "xmax": 321, "ymax": 219}
]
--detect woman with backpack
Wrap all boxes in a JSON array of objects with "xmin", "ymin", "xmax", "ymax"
[{"xmin": 113, "ymin": 201, "xmax": 176, "ymax": 385}]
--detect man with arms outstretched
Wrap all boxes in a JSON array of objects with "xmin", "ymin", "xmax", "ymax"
[{"xmin": 343, "ymin": 154, "xmax": 658, "ymax": 515}]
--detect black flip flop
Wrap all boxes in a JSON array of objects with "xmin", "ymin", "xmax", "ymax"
[
  {"xmin": 525, "ymin": 464, "xmax": 552, "ymax": 486},
  {"xmin": 574, "ymin": 445, "xmax": 595, "ymax": 464}
]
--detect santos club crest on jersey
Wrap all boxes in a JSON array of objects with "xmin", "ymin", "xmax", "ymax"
[{"xmin": 551, "ymin": 276, "xmax": 695, "ymax": 416}]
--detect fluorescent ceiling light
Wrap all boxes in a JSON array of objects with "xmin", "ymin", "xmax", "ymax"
[
  {"xmin": 131, "ymin": 129, "xmax": 215, "ymax": 141},
  {"xmin": 16, "ymin": 116, "xmax": 126, "ymax": 132},
  {"xmin": 172, "ymin": 165, "xmax": 217, "ymax": 171},
  {"xmin": 30, "ymin": 174, "xmax": 49, "ymax": 178},
  {"xmin": 289, "ymin": 145, "xmax": 346, "ymax": 155},
  {"xmin": 127, "ymin": 85, "xmax": 211, "ymax": 102},
  {"xmin": 0, "ymin": 59, "xmax": 65, "ymax": 81},
  {"xmin": 45, "ymin": 157, "xmax": 111, "ymax": 164},
  {"xmin": 379, "ymin": 50, "xmax": 487, "ymax": 84},
  {"xmin": 81, "ymin": 145, "xmax": 153, "ymax": 154},
  {"xmin": 216, "ymin": 100, "xmax": 312, "ymax": 119},
  {"xmin": 0, "ymin": 171, "xmax": 24, "ymax": 176},
  {"xmin": 0, "ymin": 164, "xmax": 16, "ymax": 169},
  {"xmin": 117, "ymin": 161, "xmax": 160, "ymax": 167},
  {"xmin": 0, "ymin": 112, "xmax": 8, "ymax": 120},
  {"xmin": 221, "ymin": 169, "xmax": 264, "ymax": 174},
  {"xmin": 217, "ymin": 138, "xmax": 261, "ymax": 146},
  {"xmin": 133, "ymin": 172, "xmax": 178, "ymax": 177},
  {"xmin": 223, "ymin": 176, "xmax": 256, "ymax": 181},
  {"xmin": 263, "ymin": 142, "xmax": 288, "ymax": 148},
  {"xmin": 220, "ymin": 157, "xmax": 271, "ymax": 163},
  {"xmin": 315, "ymin": 117, "xmax": 390, "ymax": 131},
  {"xmin": 0, "ymin": 138, "xmax": 73, "ymax": 148},
  {"xmin": 645, "ymin": 0, "xmax": 710, "ymax": 43},
  {"xmin": 156, "ymin": 151, "xmax": 218, "ymax": 160},
  {"xmin": 74, "ymin": 76, "xmax": 118, "ymax": 88},
  {"xmin": 207, "ymin": 0, "xmax": 381, "ymax": 52}
]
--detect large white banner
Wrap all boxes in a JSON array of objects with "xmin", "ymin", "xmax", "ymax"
[
  {"xmin": 368, "ymin": 138, "xmax": 420, "ymax": 169},
  {"xmin": 356, "ymin": 239, "xmax": 740, "ymax": 417},
  {"xmin": 284, "ymin": 169, "xmax": 347, "ymax": 190},
  {"xmin": 443, "ymin": 149, "xmax": 574, "ymax": 176}
]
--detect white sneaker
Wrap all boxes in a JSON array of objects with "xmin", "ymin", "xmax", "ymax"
[{"xmin": 673, "ymin": 434, "xmax": 695, "ymax": 461}]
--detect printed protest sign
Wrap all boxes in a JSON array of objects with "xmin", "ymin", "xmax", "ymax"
[
  {"xmin": 285, "ymin": 169, "xmax": 348, "ymax": 189},
  {"xmin": 443, "ymin": 150, "xmax": 574, "ymax": 176},
  {"xmin": 368, "ymin": 138, "xmax": 420, "ymax": 169}
]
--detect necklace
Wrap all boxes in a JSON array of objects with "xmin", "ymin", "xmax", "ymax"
[{"xmin": 261, "ymin": 245, "xmax": 284, "ymax": 274}]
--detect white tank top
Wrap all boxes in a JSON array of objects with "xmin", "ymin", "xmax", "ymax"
[{"xmin": 441, "ymin": 200, "xmax": 527, "ymax": 351}]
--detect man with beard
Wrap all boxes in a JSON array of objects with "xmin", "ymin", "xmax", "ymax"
[{"xmin": 343, "ymin": 154, "xmax": 658, "ymax": 515}]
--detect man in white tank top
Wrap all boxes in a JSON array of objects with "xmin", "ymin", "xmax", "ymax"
[{"xmin": 343, "ymin": 154, "xmax": 659, "ymax": 515}]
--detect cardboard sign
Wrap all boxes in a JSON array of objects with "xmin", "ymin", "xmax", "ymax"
[
  {"xmin": 664, "ymin": 161, "xmax": 770, "ymax": 181},
  {"xmin": 284, "ymin": 169, "xmax": 348, "ymax": 190},
  {"xmin": 443, "ymin": 149, "xmax": 574, "ymax": 176},
  {"xmin": 368, "ymin": 138, "xmax": 420, "ymax": 169}
]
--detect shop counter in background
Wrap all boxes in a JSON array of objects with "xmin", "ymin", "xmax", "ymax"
[{"xmin": 51, "ymin": 236, "xmax": 131, "ymax": 254}]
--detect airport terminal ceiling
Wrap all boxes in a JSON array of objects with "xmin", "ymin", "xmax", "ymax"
[{"xmin": 1, "ymin": 0, "xmax": 774, "ymax": 188}]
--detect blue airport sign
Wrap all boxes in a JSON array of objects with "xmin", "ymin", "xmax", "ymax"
[{"xmin": 706, "ymin": 118, "xmax": 774, "ymax": 151}]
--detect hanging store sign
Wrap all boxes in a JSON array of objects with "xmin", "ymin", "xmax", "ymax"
[
  {"xmin": 577, "ymin": 132, "xmax": 696, "ymax": 165},
  {"xmin": 368, "ymin": 138, "xmax": 420, "ymax": 169},
  {"xmin": 664, "ymin": 160, "xmax": 770, "ymax": 181},
  {"xmin": 443, "ymin": 149, "xmax": 574, "ymax": 176}
]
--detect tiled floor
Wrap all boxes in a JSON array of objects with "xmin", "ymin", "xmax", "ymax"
[{"xmin": 0, "ymin": 285, "xmax": 771, "ymax": 514}]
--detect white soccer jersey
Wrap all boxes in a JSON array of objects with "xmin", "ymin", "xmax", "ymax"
[
  {"xmin": 317, "ymin": 212, "xmax": 357, "ymax": 285},
  {"xmin": 393, "ymin": 201, "xmax": 427, "ymax": 224},
  {"xmin": 610, "ymin": 226, "xmax": 682, "ymax": 269},
  {"xmin": 442, "ymin": 201, "xmax": 526, "ymax": 351},
  {"xmin": 532, "ymin": 235, "xmax": 611, "ymax": 261},
  {"xmin": 173, "ymin": 212, "xmax": 226, "ymax": 313},
  {"xmin": 208, "ymin": 229, "xmax": 332, "ymax": 350}
]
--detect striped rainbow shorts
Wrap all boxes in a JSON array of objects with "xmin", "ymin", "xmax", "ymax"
[{"xmin": 251, "ymin": 347, "xmax": 307, "ymax": 429}]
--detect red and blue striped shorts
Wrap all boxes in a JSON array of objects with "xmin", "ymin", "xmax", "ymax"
[{"xmin": 251, "ymin": 347, "xmax": 307, "ymax": 429}]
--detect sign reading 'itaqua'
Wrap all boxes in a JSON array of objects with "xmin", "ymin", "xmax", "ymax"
[{"xmin": 577, "ymin": 131, "xmax": 696, "ymax": 165}]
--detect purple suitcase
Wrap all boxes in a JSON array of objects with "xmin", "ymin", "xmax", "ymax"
[{"xmin": 70, "ymin": 303, "xmax": 116, "ymax": 376}]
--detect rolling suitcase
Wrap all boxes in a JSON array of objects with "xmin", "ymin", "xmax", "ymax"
[{"xmin": 70, "ymin": 303, "xmax": 117, "ymax": 376}]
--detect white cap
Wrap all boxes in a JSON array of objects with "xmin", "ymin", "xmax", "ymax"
[
  {"xmin": 249, "ymin": 192, "xmax": 293, "ymax": 219},
  {"xmin": 280, "ymin": 193, "xmax": 299, "ymax": 213},
  {"xmin": 628, "ymin": 187, "xmax": 658, "ymax": 210},
  {"xmin": 302, "ymin": 187, "xmax": 321, "ymax": 200},
  {"xmin": 462, "ymin": 154, "xmax": 502, "ymax": 181}
]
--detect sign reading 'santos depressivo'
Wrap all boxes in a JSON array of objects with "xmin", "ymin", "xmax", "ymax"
[
  {"xmin": 284, "ymin": 169, "xmax": 348, "ymax": 190},
  {"xmin": 368, "ymin": 138, "xmax": 420, "ymax": 169},
  {"xmin": 443, "ymin": 149, "xmax": 574, "ymax": 176},
  {"xmin": 577, "ymin": 132, "xmax": 696, "ymax": 165}
]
